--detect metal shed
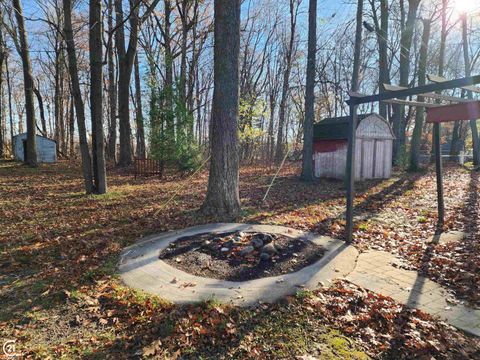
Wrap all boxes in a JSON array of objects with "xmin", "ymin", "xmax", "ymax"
[
  {"xmin": 13, "ymin": 133, "xmax": 57, "ymax": 163},
  {"xmin": 313, "ymin": 113, "xmax": 394, "ymax": 180}
]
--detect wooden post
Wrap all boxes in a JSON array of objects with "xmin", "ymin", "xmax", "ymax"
[
  {"xmin": 345, "ymin": 103, "xmax": 358, "ymax": 242},
  {"xmin": 434, "ymin": 122, "xmax": 444, "ymax": 225}
]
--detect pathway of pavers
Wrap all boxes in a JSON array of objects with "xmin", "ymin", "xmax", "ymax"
[
  {"xmin": 346, "ymin": 250, "xmax": 480, "ymax": 337},
  {"xmin": 118, "ymin": 224, "xmax": 479, "ymax": 337}
]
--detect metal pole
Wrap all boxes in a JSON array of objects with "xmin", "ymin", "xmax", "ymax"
[
  {"xmin": 345, "ymin": 103, "xmax": 358, "ymax": 242},
  {"xmin": 434, "ymin": 122, "xmax": 444, "ymax": 225}
]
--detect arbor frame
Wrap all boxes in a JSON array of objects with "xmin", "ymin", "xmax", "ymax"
[{"xmin": 345, "ymin": 75, "xmax": 480, "ymax": 242}]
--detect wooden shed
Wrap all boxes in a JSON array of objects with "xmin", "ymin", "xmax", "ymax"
[
  {"xmin": 313, "ymin": 113, "xmax": 394, "ymax": 180},
  {"xmin": 13, "ymin": 133, "xmax": 57, "ymax": 163}
]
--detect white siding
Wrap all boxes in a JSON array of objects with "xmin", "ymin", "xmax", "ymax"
[
  {"xmin": 13, "ymin": 133, "xmax": 57, "ymax": 163},
  {"xmin": 314, "ymin": 143, "xmax": 347, "ymax": 179}
]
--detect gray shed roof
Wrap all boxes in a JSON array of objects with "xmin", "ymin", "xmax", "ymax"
[
  {"xmin": 313, "ymin": 113, "xmax": 375, "ymax": 140},
  {"xmin": 13, "ymin": 133, "xmax": 56, "ymax": 143}
]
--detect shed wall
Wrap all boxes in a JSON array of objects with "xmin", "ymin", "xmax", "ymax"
[
  {"xmin": 13, "ymin": 134, "xmax": 57, "ymax": 163},
  {"xmin": 313, "ymin": 114, "xmax": 394, "ymax": 180}
]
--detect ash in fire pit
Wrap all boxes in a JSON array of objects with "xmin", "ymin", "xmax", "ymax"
[{"xmin": 158, "ymin": 231, "xmax": 325, "ymax": 281}]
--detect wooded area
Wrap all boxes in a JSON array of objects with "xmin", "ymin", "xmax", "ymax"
[{"xmin": 0, "ymin": 0, "xmax": 479, "ymax": 200}]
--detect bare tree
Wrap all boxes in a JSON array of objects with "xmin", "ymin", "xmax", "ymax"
[
  {"xmin": 409, "ymin": 19, "xmax": 430, "ymax": 170},
  {"xmin": 274, "ymin": 0, "xmax": 300, "ymax": 164},
  {"xmin": 89, "ymin": 0, "xmax": 107, "ymax": 193},
  {"xmin": 134, "ymin": 54, "xmax": 145, "ymax": 158},
  {"xmin": 301, "ymin": 0, "xmax": 316, "ymax": 181},
  {"xmin": 12, "ymin": 0, "xmax": 37, "ymax": 166},
  {"xmin": 392, "ymin": 0, "xmax": 421, "ymax": 162},
  {"xmin": 106, "ymin": 0, "xmax": 117, "ymax": 162},
  {"xmin": 63, "ymin": 0, "xmax": 94, "ymax": 193}
]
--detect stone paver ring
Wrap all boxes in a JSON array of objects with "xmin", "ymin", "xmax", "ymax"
[{"xmin": 118, "ymin": 223, "xmax": 358, "ymax": 306}]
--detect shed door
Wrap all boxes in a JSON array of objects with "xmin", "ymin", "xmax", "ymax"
[
  {"xmin": 23, "ymin": 140, "xmax": 27, "ymax": 162},
  {"xmin": 361, "ymin": 140, "xmax": 375, "ymax": 179},
  {"xmin": 374, "ymin": 140, "xmax": 385, "ymax": 178}
]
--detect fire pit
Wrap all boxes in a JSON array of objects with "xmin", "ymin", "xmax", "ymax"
[
  {"xmin": 159, "ymin": 230, "xmax": 325, "ymax": 281},
  {"xmin": 118, "ymin": 223, "xmax": 358, "ymax": 305}
]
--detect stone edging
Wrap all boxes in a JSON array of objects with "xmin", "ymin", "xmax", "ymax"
[{"xmin": 118, "ymin": 223, "xmax": 358, "ymax": 306}]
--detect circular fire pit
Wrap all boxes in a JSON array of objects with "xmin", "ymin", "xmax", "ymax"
[
  {"xmin": 118, "ymin": 223, "xmax": 358, "ymax": 305},
  {"xmin": 159, "ymin": 230, "xmax": 325, "ymax": 282}
]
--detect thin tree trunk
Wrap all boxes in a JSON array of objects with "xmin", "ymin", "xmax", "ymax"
[
  {"xmin": 371, "ymin": 0, "xmax": 390, "ymax": 119},
  {"xmin": 163, "ymin": 0, "xmax": 175, "ymax": 152},
  {"xmin": 107, "ymin": 0, "xmax": 117, "ymax": 162},
  {"xmin": 13, "ymin": 0, "xmax": 37, "ymax": 166},
  {"xmin": 392, "ymin": 0, "xmax": 421, "ymax": 162},
  {"xmin": 68, "ymin": 97, "xmax": 74, "ymax": 158},
  {"xmin": 351, "ymin": 0, "xmax": 363, "ymax": 92},
  {"xmin": 6, "ymin": 54, "xmax": 14, "ymax": 147},
  {"xmin": 63, "ymin": 0, "xmax": 94, "ymax": 193},
  {"xmin": 90, "ymin": 0, "xmax": 107, "ymax": 193},
  {"xmin": 274, "ymin": 0, "xmax": 297, "ymax": 164},
  {"xmin": 409, "ymin": 19, "xmax": 430, "ymax": 171},
  {"xmin": 462, "ymin": 14, "xmax": 480, "ymax": 165},
  {"xmin": 134, "ymin": 55, "xmax": 146, "ymax": 158},
  {"xmin": 301, "ymin": 0, "xmax": 316, "ymax": 181},
  {"xmin": 115, "ymin": 0, "xmax": 139, "ymax": 167},
  {"xmin": 0, "ymin": 25, "xmax": 4, "ymax": 158},
  {"xmin": 201, "ymin": 0, "xmax": 241, "ymax": 218},
  {"xmin": 33, "ymin": 84, "xmax": 47, "ymax": 136}
]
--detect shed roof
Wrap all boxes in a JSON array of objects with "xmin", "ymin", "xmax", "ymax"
[
  {"xmin": 313, "ymin": 113, "xmax": 375, "ymax": 140},
  {"xmin": 13, "ymin": 133, "xmax": 56, "ymax": 143}
]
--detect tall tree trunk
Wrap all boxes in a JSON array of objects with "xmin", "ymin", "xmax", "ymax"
[
  {"xmin": 371, "ymin": 0, "xmax": 390, "ymax": 118},
  {"xmin": 6, "ymin": 53, "xmax": 14, "ymax": 147},
  {"xmin": 107, "ymin": 0, "xmax": 117, "ymax": 162},
  {"xmin": 274, "ymin": 0, "xmax": 298, "ymax": 164},
  {"xmin": 0, "ymin": 25, "xmax": 4, "ymax": 158},
  {"xmin": 13, "ymin": 0, "xmax": 37, "ymax": 166},
  {"xmin": 409, "ymin": 19, "xmax": 430, "ymax": 171},
  {"xmin": 267, "ymin": 95, "xmax": 275, "ymax": 161},
  {"xmin": 201, "ymin": 0, "xmax": 241, "ymax": 218},
  {"xmin": 351, "ymin": 0, "xmax": 363, "ymax": 92},
  {"xmin": 68, "ymin": 97, "xmax": 74, "ymax": 158},
  {"xmin": 115, "ymin": 0, "xmax": 139, "ymax": 167},
  {"xmin": 462, "ymin": 14, "xmax": 480, "ymax": 165},
  {"xmin": 301, "ymin": 0, "xmax": 316, "ymax": 181},
  {"xmin": 163, "ymin": 0, "xmax": 175, "ymax": 154},
  {"xmin": 392, "ymin": 0, "xmax": 421, "ymax": 163},
  {"xmin": 63, "ymin": 0, "xmax": 94, "ymax": 193},
  {"xmin": 90, "ymin": 0, "xmax": 107, "ymax": 193},
  {"xmin": 134, "ymin": 55, "xmax": 146, "ymax": 158}
]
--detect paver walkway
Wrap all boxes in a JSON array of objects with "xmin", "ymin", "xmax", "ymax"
[
  {"xmin": 346, "ymin": 250, "xmax": 480, "ymax": 337},
  {"xmin": 119, "ymin": 223, "xmax": 479, "ymax": 337}
]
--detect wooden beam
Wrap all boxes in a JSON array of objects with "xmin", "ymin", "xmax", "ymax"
[
  {"xmin": 348, "ymin": 74, "xmax": 480, "ymax": 105},
  {"xmin": 383, "ymin": 84, "xmax": 470, "ymax": 103},
  {"xmin": 433, "ymin": 123, "xmax": 444, "ymax": 225},
  {"xmin": 345, "ymin": 104, "xmax": 358, "ymax": 243},
  {"xmin": 427, "ymin": 74, "xmax": 480, "ymax": 93},
  {"xmin": 382, "ymin": 98, "xmax": 442, "ymax": 108}
]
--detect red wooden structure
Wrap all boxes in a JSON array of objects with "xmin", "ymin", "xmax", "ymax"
[
  {"xmin": 134, "ymin": 158, "xmax": 163, "ymax": 179},
  {"xmin": 426, "ymin": 101, "xmax": 480, "ymax": 123}
]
